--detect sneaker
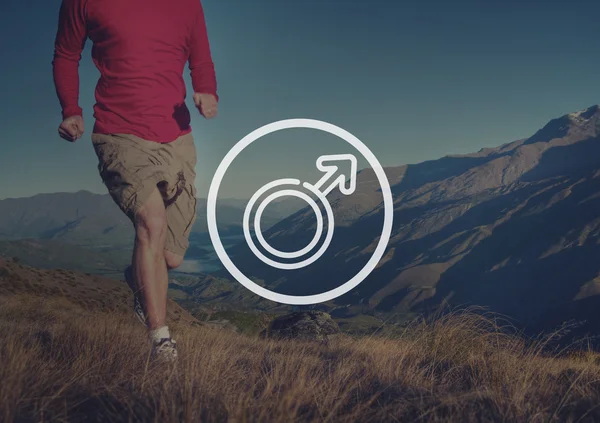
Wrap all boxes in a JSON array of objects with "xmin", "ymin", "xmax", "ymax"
[
  {"xmin": 151, "ymin": 338, "xmax": 178, "ymax": 363},
  {"xmin": 124, "ymin": 266, "xmax": 148, "ymax": 326}
]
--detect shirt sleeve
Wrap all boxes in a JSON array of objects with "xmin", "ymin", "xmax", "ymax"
[
  {"xmin": 52, "ymin": 0, "xmax": 87, "ymax": 119},
  {"xmin": 188, "ymin": 1, "xmax": 218, "ymax": 101}
]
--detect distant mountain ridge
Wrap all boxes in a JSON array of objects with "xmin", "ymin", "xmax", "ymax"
[
  {"xmin": 228, "ymin": 104, "xmax": 600, "ymax": 335},
  {"xmin": 0, "ymin": 191, "xmax": 302, "ymax": 249}
]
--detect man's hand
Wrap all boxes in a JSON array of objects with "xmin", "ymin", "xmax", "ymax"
[
  {"xmin": 193, "ymin": 93, "xmax": 218, "ymax": 119},
  {"xmin": 58, "ymin": 115, "xmax": 84, "ymax": 142}
]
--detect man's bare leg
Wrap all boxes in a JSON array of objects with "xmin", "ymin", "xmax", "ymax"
[
  {"xmin": 132, "ymin": 187, "xmax": 169, "ymax": 331},
  {"xmin": 127, "ymin": 187, "xmax": 188, "ymax": 362}
]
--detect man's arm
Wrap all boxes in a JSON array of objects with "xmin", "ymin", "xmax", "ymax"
[
  {"xmin": 53, "ymin": 0, "xmax": 87, "ymax": 120},
  {"xmin": 189, "ymin": 1, "xmax": 218, "ymax": 118}
]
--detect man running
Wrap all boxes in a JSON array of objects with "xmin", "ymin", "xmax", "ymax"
[{"xmin": 53, "ymin": 0, "xmax": 218, "ymax": 362}]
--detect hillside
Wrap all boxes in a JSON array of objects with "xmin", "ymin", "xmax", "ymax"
[
  {"xmin": 226, "ymin": 105, "xmax": 600, "ymax": 336},
  {"xmin": 5, "ymin": 259, "xmax": 600, "ymax": 422},
  {"xmin": 0, "ymin": 239, "xmax": 131, "ymax": 276},
  {"xmin": 0, "ymin": 256, "xmax": 199, "ymax": 325}
]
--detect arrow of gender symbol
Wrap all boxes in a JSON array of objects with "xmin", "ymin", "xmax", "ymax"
[{"xmin": 304, "ymin": 154, "xmax": 358, "ymax": 196}]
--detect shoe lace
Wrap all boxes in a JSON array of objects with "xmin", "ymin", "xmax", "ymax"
[{"xmin": 154, "ymin": 338, "xmax": 177, "ymax": 350}]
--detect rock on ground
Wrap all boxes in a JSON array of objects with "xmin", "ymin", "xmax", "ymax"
[{"xmin": 260, "ymin": 311, "xmax": 341, "ymax": 343}]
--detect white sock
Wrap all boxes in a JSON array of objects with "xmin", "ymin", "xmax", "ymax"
[{"xmin": 149, "ymin": 326, "xmax": 170, "ymax": 344}]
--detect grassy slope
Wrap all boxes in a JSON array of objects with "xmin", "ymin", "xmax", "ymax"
[
  {"xmin": 3, "ymin": 259, "xmax": 600, "ymax": 422},
  {"xmin": 0, "ymin": 257, "xmax": 198, "ymax": 325},
  {"xmin": 0, "ymin": 239, "xmax": 131, "ymax": 276}
]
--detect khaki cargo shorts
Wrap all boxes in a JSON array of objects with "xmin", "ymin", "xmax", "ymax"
[{"xmin": 91, "ymin": 132, "xmax": 197, "ymax": 256}]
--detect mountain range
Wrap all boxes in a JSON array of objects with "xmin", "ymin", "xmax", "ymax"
[{"xmin": 226, "ymin": 105, "xmax": 600, "ymax": 336}]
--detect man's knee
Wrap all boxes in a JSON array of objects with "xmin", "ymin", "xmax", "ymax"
[
  {"xmin": 164, "ymin": 250, "xmax": 184, "ymax": 269},
  {"xmin": 135, "ymin": 213, "xmax": 167, "ymax": 246},
  {"xmin": 134, "ymin": 190, "xmax": 167, "ymax": 246}
]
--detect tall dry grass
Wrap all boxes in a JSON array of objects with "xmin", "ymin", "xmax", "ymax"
[{"xmin": 2, "ymin": 294, "xmax": 600, "ymax": 423}]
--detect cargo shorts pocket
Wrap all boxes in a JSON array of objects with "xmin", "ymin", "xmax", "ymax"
[{"xmin": 91, "ymin": 134, "xmax": 145, "ymax": 217}]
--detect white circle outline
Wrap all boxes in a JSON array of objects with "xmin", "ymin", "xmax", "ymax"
[
  {"xmin": 254, "ymin": 189, "xmax": 323, "ymax": 260},
  {"xmin": 207, "ymin": 118, "xmax": 394, "ymax": 305},
  {"xmin": 242, "ymin": 179, "xmax": 334, "ymax": 270}
]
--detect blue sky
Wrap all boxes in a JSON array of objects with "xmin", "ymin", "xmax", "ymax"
[{"xmin": 0, "ymin": 0, "xmax": 599, "ymax": 200}]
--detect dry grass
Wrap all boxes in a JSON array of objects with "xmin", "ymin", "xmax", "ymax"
[{"xmin": 3, "ymin": 294, "xmax": 600, "ymax": 423}]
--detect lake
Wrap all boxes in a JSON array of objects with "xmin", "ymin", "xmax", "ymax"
[{"xmin": 174, "ymin": 235, "xmax": 243, "ymax": 275}]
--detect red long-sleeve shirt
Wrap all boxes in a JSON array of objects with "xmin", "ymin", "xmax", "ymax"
[{"xmin": 53, "ymin": 0, "xmax": 218, "ymax": 143}]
